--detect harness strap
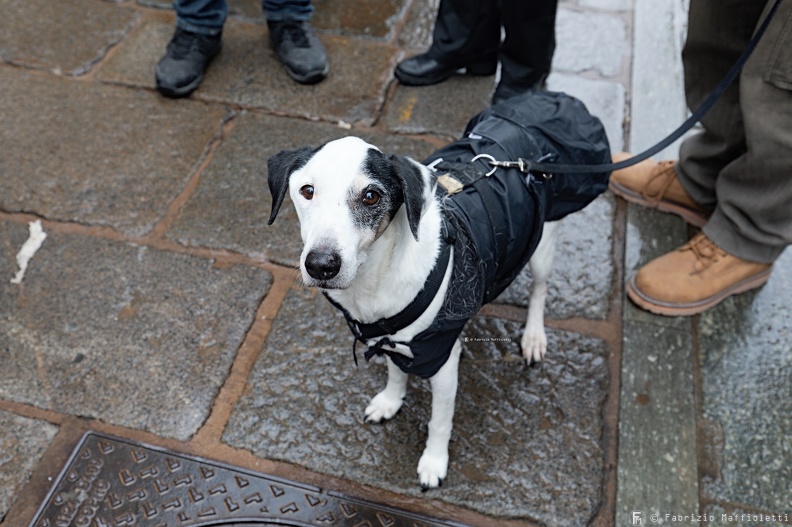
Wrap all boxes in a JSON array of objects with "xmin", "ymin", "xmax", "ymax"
[{"xmin": 471, "ymin": 177, "xmax": 511, "ymax": 275}]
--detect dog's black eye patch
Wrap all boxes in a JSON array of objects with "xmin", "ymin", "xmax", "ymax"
[{"xmin": 362, "ymin": 149, "xmax": 405, "ymax": 219}]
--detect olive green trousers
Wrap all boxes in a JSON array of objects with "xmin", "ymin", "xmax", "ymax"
[{"xmin": 677, "ymin": 0, "xmax": 792, "ymax": 264}]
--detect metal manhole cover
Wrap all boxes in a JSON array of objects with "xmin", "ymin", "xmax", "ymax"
[{"xmin": 29, "ymin": 432, "xmax": 465, "ymax": 527}]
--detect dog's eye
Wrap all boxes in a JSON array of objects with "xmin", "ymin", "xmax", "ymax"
[
  {"xmin": 362, "ymin": 190, "xmax": 380, "ymax": 206},
  {"xmin": 300, "ymin": 185, "xmax": 314, "ymax": 200}
]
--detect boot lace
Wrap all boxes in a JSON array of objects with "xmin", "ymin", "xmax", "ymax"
[
  {"xmin": 641, "ymin": 160, "xmax": 677, "ymax": 203},
  {"xmin": 681, "ymin": 232, "xmax": 727, "ymax": 272}
]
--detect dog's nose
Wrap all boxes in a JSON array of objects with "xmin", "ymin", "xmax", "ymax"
[{"xmin": 305, "ymin": 249, "xmax": 342, "ymax": 281}]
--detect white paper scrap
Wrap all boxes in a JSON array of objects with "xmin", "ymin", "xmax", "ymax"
[{"xmin": 10, "ymin": 220, "xmax": 48, "ymax": 284}]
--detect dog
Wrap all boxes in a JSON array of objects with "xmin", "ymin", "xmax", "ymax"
[{"xmin": 267, "ymin": 92, "xmax": 610, "ymax": 490}]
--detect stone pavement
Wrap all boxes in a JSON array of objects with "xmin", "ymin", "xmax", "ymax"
[{"xmin": 0, "ymin": 0, "xmax": 789, "ymax": 526}]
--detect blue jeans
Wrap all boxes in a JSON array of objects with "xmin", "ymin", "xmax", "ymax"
[{"xmin": 174, "ymin": 0, "xmax": 314, "ymax": 35}]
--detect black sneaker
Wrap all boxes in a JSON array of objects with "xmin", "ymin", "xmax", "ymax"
[
  {"xmin": 155, "ymin": 28, "xmax": 222, "ymax": 98},
  {"xmin": 268, "ymin": 20, "xmax": 328, "ymax": 84}
]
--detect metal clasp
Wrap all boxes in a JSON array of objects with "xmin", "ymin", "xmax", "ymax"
[{"xmin": 470, "ymin": 154, "xmax": 498, "ymax": 176}]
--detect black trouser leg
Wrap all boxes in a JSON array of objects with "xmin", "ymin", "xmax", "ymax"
[
  {"xmin": 499, "ymin": 0, "xmax": 559, "ymax": 89},
  {"xmin": 428, "ymin": 0, "xmax": 500, "ymax": 66}
]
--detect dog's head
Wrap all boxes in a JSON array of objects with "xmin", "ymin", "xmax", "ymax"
[{"xmin": 267, "ymin": 136, "xmax": 433, "ymax": 289}]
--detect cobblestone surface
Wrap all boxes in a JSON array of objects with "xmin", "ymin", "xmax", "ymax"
[
  {"xmin": 0, "ymin": 68, "xmax": 226, "ymax": 237},
  {"xmin": 0, "ymin": 222, "xmax": 271, "ymax": 440}
]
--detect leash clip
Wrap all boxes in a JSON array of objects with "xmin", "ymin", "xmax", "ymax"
[{"xmin": 472, "ymin": 154, "xmax": 555, "ymax": 179}]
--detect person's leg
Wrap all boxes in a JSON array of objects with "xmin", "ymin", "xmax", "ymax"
[
  {"xmin": 703, "ymin": 0, "xmax": 792, "ymax": 264},
  {"xmin": 495, "ymin": 0, "xmax": 559, "ymax": 101},
  {"xmin": 264, "ymin": 0, "xmax": 327, "ymax": 84},
  {"xmin": 174, "ymin": 0, "xmax": 227, "ymax": 35},
  {"xmin": 261, "ymin": 0, "xmax": 313, "ymax": 21},
  {"xmin": 607, "ymin": 0, "xmax": 762, "ymax": 224},
  {"xmin": 625, "ymin": 0, "xmax": 789, "ymax": 316},
  {"xmin": 675, "ymin": 0, "xmax": 767, "ymax": 209},
  {"xmin": 428, "ymin": 0, "xmax": 500, "ymax": 65},
  {"xmin": 155, "ymin": 0, "xmax": 225, "ymax": 98},
  {"xmin": 394, "ymin": 0, "xmax": 499, "ymax": 86}
]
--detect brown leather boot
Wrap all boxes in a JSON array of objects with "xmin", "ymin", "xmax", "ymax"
[
  {"xmin": 627, "ymin": 232, "xmax": 773, "ymax": 316},
  {"xmin": 609, "ymin": 152, "xmax": 710, "ymax": 227}
]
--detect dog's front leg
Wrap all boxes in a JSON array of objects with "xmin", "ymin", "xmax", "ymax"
[
  {"xmin": 417, "ymin": 339, "xmax": 461, "ymax": 490},
  {"xmin": 365, "ymin": 356, "xmax": 408, "ymax": 423},
  {"xmin": 521, "ymin": 220, "xmax": 559, "ymax": 363}
]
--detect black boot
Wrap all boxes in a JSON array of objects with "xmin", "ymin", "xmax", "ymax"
[
  {"xmin": 268, "ymin": 20, "xmax": 329, "ymax": 84},
  {"xmin": 394, "ymin": 52, "xmax": 497, "ymax": 86},
  {"xmin": 155, "ymin": 28, "xmax": 222, "ymax": 98}
]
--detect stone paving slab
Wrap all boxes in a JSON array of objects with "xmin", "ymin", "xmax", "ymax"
[
  {"xmin": 630, "ymin": 0, "xmax": 689, "ymax": 160},
  {"xmin": 98, "ymin": 15, "xmax": 399, "ymax": 124},
  {"xmin": 616, "ymin": 204, "xmax": 700, "ymax": 522},
  {"xmin": 0, "ymin": 0, "xmax": 139, "ymax": 76},
  {"xmin": 223, "ymin": 287, "xmax": 610, "ymax": 526},
  {"xmin": 312, "ymin": 0, "xmax": 409, "ymax": 40},
  {"xmin": 497, "ymin": 194, "xmax": 615, "ymax": 320},
  {"xmin": 615, "ymin": 321, "xmax": 698, "ymax": 524},
  {"xmin": 167, "ymin": 113, "xmax": 437, "ymax": 265},
  {"xmin": 0, "ymin": 411, "xmax": 58, "ymax": 522},
  {"xmin": 696, "ymin": 249, "xmax": 792, "ymax": 514},
  {"xmin": 0, "ymin": 222, "xmax": 271, "ymax": 440},
  {"xmin": 382, "ymin": 78, "xmax": 495, "ymax": 137},
  {"xmin": 552, "ymin": 7, "xmax": 628, "ymax": 79},
  {"xmin": 0, "ymin": 67, "xmax": 227, "ymax": 237}
]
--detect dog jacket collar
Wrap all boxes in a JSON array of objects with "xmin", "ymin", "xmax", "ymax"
[{"xmin": 322, "ymin": 235, "xmax": 453, "ymax": 368}]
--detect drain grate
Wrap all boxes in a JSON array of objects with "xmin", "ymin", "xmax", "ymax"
[{"xmin": 30, "ymin": 432, "xmax": 465, "ymax": 527}]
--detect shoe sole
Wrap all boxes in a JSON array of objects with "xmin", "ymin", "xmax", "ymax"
[
  {"xmin": 626, "ymin": 267, "xmax": 773, "ymax": 317},
  {"xmin": 282, "ymin": 62, "xmax": 329, "ymax": 85},
  {"xmin": 394, "ymin": 61, "xmax": 497, "ymax": 87},
  {"xmin": 156, "ymin": 72, "xmax": 205, "ymax": 98},
  {"xmin": 609, "ymin": 179, "xmax": 709, "ymax": 228}
]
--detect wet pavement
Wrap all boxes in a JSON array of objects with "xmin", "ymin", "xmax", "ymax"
[{"xmin": 0, "ymin": 0, "xmax": 789, "ymax": 526}]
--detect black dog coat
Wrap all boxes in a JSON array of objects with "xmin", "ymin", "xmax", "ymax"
[{"xmin": 328, "ymin": 91, "xmax": 611, "ymax": 378}]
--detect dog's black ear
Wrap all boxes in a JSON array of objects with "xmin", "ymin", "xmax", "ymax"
[
  {"xmin": 267, "ymin": 146, "xmax": 317, "ymax": 225},
  {"xmin": 389, "ymin": 154, "xmax": 426, "ymax": 240}
]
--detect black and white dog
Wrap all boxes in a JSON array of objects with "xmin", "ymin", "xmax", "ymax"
[{"xmin": 267, "ymin": 92, "xmax": 610, "ymax": 490}]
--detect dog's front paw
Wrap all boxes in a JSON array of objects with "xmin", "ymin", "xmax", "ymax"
[
  {"xmin": 417, "ymin": 449, "xmax": 448, "ymax": 491},
  {"xmin": 364, "ymin": 390, "xmax": 404, "ymax": 423},
  {"xmin": 521, "ymin": 325, "xmax": 547, "ymax": 364}
]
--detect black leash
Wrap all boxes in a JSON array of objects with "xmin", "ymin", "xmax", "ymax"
[{"xmin": 495, "ymin": 0, "xmax": 784, "ymax": 176}]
